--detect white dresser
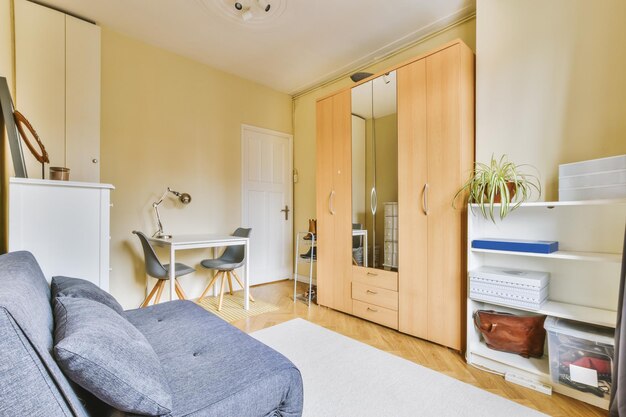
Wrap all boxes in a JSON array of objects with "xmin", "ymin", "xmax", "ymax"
[{"xmin": 8, "ymin": 178, "xmax": 113, "ymax": 290}]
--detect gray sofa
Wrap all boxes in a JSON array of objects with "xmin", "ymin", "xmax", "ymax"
[{"xmin": 0, "ymin": 251, "xmax": 303, "ymax": 417}]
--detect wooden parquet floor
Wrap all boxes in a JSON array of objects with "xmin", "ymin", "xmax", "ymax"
[{"xmin": 229, "ymin": 280, "xmax": 605, "ymax": 417}]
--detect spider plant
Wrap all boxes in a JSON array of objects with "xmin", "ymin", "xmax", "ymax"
[{"xmin": 453, "ymin": 155, "xmax": 541, "ymax": 221}]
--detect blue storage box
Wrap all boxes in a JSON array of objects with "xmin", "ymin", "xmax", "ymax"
[{"xmin": 472, "ymin": 238, "xmax": 559, "ymax": 254}]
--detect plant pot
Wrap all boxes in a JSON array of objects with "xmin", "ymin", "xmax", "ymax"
[{"xmin": 492, "ymin": 182, "xmax": 517, "ymax": 204}]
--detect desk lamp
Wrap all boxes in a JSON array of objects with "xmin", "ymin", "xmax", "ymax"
[{"xmin": 152, "ymin": 187, "xmax": 192, "ymax": 239}]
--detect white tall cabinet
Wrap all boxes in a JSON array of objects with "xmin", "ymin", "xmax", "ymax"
[
  {"xmin": 8, "ymin": 178, "xmax": 113, "ymax": 290},
  {"xmin": 15, "ymin": 0, "xmax": 101, "ymax": 182}
]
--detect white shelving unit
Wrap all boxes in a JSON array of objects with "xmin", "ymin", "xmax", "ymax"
[{"xmin": 466, "ymin": 199, "xmax": 625, "ymax": 409}]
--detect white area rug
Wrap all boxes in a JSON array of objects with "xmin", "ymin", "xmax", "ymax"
[{"xmin": 251, "ymin": 318, "xmax": 548, "ymax": 417}]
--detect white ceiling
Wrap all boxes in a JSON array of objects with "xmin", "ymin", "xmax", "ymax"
[{"xmin": 40, "ymin": 0, "xmax": 475, "ymax": 95}]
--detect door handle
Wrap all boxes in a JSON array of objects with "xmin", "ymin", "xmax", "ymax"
[
  {"xmin": 370, "ymin": 187, "xmax": 378, "ymax": 215},
  {"xmin": 280, "ymin": 205, "xmax": 290, "ymax": 220},
  {"xmin": 422, "ymin": 183, "xmax": 429, "ymax": 215},
  {"xmin": 329, "ymin": 190, "xmax": 336, "ymax": 215}
]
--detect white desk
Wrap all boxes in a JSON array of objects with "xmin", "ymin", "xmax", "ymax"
[{"xmin": 148, "ymin": 234, "xmax": 251, "ymax": 310}]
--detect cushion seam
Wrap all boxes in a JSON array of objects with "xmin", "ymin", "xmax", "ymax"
[{"xmin": 55, "ymin": 346, "xmax": 171, "ymax": 413}]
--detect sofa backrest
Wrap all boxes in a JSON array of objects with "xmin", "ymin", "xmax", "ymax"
[{"xmin": 0, "ymin": 251, "xmax": 88, "ymax": 417}]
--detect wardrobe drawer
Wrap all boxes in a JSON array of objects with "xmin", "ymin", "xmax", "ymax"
[
  {"xmin": 353, "ymin": 300, "xmax": 398, "ymax": 329},
  {"xmin": 353, "ymin": 266, "xmax": 398, "ymax": 291},
  {"xmin": 352, "ymin": 282, "xmax": 398, "ymax": 311}
]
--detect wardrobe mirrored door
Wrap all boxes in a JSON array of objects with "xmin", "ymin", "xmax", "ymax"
[{"xmin": 350, "ymin": 71, "xmax": 398, "ymax": 272}]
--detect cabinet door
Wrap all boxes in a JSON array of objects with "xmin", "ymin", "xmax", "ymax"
[
  {"xmin": 15, "ymin": 0, "xmax": 65, "ymax": 179},
  {"xmin": 316, "ymin": 96, "xmax": 335, "ymax": 308},
  {"xmin": 331, "ymin": 90, "xmax": 353, "ymax": 314},
  {"xmin": 315, "ymin": 91, "xmax": 352, "ymax": 313},
  {"xmin": 426, "ymin": 45, "xmax": 463, "ymax": 350},
  {"xmin": 397, "ymin": 59, "xmax": 429, "ymax": 338},
  {"xmin": 66, "ymin": 15, "xmax": 101, "ymax": 182}
]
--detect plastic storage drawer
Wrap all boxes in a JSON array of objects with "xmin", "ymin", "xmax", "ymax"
[{"xmin": 545, "ymin": 317, "xmax": 614, "ymax": 408}]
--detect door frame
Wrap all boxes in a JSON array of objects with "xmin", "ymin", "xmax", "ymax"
[{"xmin": 240, "ymin": 124, "xmax": 294, "ymax": 282}]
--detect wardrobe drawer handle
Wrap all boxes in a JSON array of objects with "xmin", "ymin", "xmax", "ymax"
[
  {"xmin": 366, "ymin": 307, "xmax": 378, "ymax": 313},
  {"xmin": 366, "ymin": 272, "xmax": 378, "ymax": 276},
  {"xmin": 366, "ymin": 289, "xmax": 378, "ymax": 295}
]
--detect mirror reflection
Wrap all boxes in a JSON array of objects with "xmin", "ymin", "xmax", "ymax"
[{"xmin": 351, "ymin": 71, "xmax": 398, "ymax": 271}]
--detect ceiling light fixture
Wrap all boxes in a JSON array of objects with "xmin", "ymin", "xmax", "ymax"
[
  {"xmin": 257, "ymin": 0, "xmax": 271, "ymax": 12},
  {"xmin": 241, "ymin": 8, "xmax": 253, "ymax": 21},
  {"xmin": 233, "ymin": 0, "xmax": 272, "ymax": 22}
]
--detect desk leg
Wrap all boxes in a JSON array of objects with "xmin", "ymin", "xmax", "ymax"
[
  {"xmin": 244, "ymin": 240, "xmax": 250, "ymax": 310},
  {"xmin": 169, "ymin": 245, "xmax": 176, "ymax": 301}
]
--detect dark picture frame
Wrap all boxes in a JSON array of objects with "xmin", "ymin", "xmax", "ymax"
[{"xmin": 0, "ymin": 76, "xmax": 27, "ymax": 178}]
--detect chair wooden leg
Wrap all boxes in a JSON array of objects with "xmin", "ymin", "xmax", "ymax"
[
  {"xmin": 198, "ymin": 271, "xmax": 222, "ymax": 301},
  {"xmin": 175, "ymin": 279, "xmax": 188, "ymax": 300},
  {"xmin": 141, "ymin": 280, "xmax": 160, "ymax": 308},
  {"xmin": 218, "ymin": 272, "xmax": 227, "ymax": 311},
  {"xmin": 226, "ymin": 271, "xmax": 234, "ymax": 295},
  {"xmin": 154, "ymin": 280, "xmax": 165, "ymax": 304},
  {"xmin": 231, "ymin": 270, "xmax": 255, "ymax": 302},
  {"xmin": 174, "ymin": 285, "xmax": 184, "ymax": 300}
]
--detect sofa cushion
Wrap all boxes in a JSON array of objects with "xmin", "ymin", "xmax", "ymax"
[
  {"xmin": 0, "ymin": 251, "xmax": 89, "ymax": 417},
  {"xmin": 125, "ymin": 300, "xmax": 303, "ymax": 417},
  {"xmin": 52, "ymin": 275, "xmax": 124, "ymax": 315},
  {"xmin": 53, "ymin": 297, "xmax": 173, "ymax": 416}
]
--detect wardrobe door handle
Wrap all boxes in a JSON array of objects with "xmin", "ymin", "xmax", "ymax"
[
  {"xmin": 370, "ymin": 187, "xmax": 378, "ymax": 215},
  {"xmin": 422, "ymin": 183, "xmax": 429, "ymax": 215},
  {"xmin": 329, "ymin": 190, "xmax": 336, "ymax": 215}
]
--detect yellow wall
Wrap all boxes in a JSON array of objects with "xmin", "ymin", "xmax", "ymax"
[
  {"xmin": 292, "ymin": 17, "xmax": 475, "ymax": 276},
  {"xmin": 0, "ymin": 0, "xmax": 14, "ymax": 253},
  {"xmin": 476, "ymin": 0, "xmax": 626, "ymax": 200},
  {"xmin": 100, "ymin": 28, "xmax": 292, "ymax": 308}
]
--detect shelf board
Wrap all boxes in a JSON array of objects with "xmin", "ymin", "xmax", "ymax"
[
  {"xmin": 471, "ymin": 342, "xmax": 550, "ymax": 377},
  {"xmin": 470, "ymin": 297, "xmax": 617, "ymax": 328},
  {"xmin": 471, "ymin": 248, "xmax": 622, "ymax": 263},
  {"xmin": 470, "ymin": 198, "xmax": 626, "ymax": 208}
]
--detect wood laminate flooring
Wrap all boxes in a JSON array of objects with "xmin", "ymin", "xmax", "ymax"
[{"xmin": 229, "ymin": 280, "xmax": 605, "ymax": 417}]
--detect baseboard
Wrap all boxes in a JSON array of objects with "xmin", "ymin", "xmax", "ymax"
[{"xmin": 294, "ymin": 274, "xmax": 317, "ymax": 286}]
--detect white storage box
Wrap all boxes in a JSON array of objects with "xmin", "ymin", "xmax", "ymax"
[
  {"xmin": 545, "ymin": 317, "xmax": 614, "ymax": 409},
  {"xmin": 559, "ymin": 155, "xmax": 626, "ymax": 201},
  {"xmin": 384, "ymin": 202, "xmax": 398, "ymax": 216},
  {"xmin": 469, "ymin": 266, "xmax": 549, "ymax": 310}
]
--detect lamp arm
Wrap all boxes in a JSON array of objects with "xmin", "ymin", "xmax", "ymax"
[
  {"xmin": 152, "ymin": 203, "xmax": 166, "ymax": 238},
  {"xmin": 152, "ymin": 188, "xmax": 170, "ymax": 238}
]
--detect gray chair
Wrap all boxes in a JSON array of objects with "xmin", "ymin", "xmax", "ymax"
[
  {"xmin": 133, "ymin": 230, "xmax": 195, "ymax": 307},
  {"xmin": 198, "ymin": 227, "xmax": 254, "ymax": 310}
]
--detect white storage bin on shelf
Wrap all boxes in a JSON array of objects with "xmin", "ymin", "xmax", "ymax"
[
  {"xmin": 469, "ymin": 266, "xmax": 549, "ymax": 310},
  {"xmin": 466, "ymin": 199, "xmax": 625, "ymax": 409},
  {"xmin": 559, "ymin": 154, "xmax": 626, "ymax": 201},
  {"xmin": 545, "ymin": 317, "xmax": 614, "ymax": 409}
]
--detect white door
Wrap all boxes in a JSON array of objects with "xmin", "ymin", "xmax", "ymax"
[{"xmin": 242, "ymin": 125, "xmax": 293, "ymax": 286}]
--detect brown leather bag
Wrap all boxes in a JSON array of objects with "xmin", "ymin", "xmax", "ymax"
[{"xmin": 473, "ymin": 310, "xmax": 547, "ymax": 358}]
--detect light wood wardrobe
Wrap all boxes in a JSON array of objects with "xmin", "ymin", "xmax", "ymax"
[{"xmin": 316, "ymin": 40, "xmax": 474, "ymax": 351}]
